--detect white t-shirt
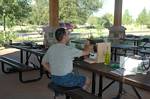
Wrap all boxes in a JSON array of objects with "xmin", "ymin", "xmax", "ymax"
[{"xmin": 42, "ymin": 43, "xmax": 82, "ymax": 76}]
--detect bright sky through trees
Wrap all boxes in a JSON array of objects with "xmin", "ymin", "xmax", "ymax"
[{"xmin": 93, "ymin": 0, "xmax": 150, "ymax": 19}]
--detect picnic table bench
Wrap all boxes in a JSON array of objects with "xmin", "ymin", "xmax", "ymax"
[
  {"xmin": 48, "ymin": 82, "xmax": 99, "ymax": 99},
  {"xmin": 0, "ymin": 56, "xmax": 42, "ymax": 83}
]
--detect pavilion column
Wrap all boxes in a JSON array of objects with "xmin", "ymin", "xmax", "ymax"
[
  {"xmin": 49, "ymin": 0, "xmax": 59, "ymax": 29},
  {"xmin": 109, "ymin": 0, "xmax": 126, "ymax": 43},
  {"xmin": 43, "ymin": 0, "xmax": 59, "ymax": 47}
]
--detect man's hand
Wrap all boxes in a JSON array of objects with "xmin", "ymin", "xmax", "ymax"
[{"xmin": 83, "ymin": 40, "xmax": 93, "ymax": 56}]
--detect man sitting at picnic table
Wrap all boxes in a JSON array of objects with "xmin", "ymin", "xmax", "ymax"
[{"xmin": 42, "ymin": 28, "xmax": 92, "ymax": 90}]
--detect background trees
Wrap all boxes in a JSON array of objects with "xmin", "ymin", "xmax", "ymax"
[
  {"xmin": 29, "ymin": 0, "xmax": 49, "ymax": 25},
  {"xmin": 14, "ymin": 0, "xmax": 32, "ymax": 25},
  {"xmin": 136, "ymin": 8, "xmax": 150, "ymax": 28},
  {"xmin": 0, "ymin": 0, "xmax": 150, "ymax": 30},
  {"xmin": 136, "ymin": 8, "xmax": 148, "ymax": 25},
  {"xmin": 87, "ymin": 13, "xmax": 113, "ymax": 29},
  {"xmin": 59, "ymin": 0, "xmax": 103, "ymax": 24},
  {"xmin": 122, "ymin": 9, "xmax": 133, "ymax": 25},
  {"xmin": 0, "ymin": 0, "xmax": 32, "ymax": 30}
]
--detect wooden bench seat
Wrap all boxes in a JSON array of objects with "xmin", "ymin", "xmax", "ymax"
[
  {"xmin": 0, "ymin": 56, "xmax": 41, "ymax": 83},
  {"xmin": 48, "ymin": 82, "xmax": 100, "ymax": 99},
  {"xmin": 67, "ymin": 89, "xmax": 100, "ymax": 99}
]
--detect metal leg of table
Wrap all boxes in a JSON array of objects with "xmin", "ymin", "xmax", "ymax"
[
  {"xmin": 134, "ymin": 41, "xmax": 136, "ymax": 46},
  {"xmin": 66, "ymin": 95, "xmax": 70, "ymax": 99},
  {"xmin": 91, "ymin": 72, "xmax": 96, "ymax": 94},
  {"xmin": 37, "ymin": 56, "xmax": 50, "ymax": 79},
  {"xmin": 25, "ymin": 51, "xmax": 29, "ymax": 65},
  {"xmin": 114, "ymin": 49, "xmax": 117, "ymax": 62},
  {"xmin": 102, "ymin": 80, "xmax": 115, "ymax": 92},
  {"xmin": 25, "ymin": 52, "xmax": 31, "ymax": 65},
  {"xmin": 111, "ymin": 49, "xmax": 113, "ymax": 61},
  {"xmin": 124, "ymin": 50, "xmax": 127, "ymax": 56},
  {"xmin": 20, "ymin": 50, "xmax": 23, "ymax": 63},
  {"xmin": 98, "ymin": 78, "xmax": 116, "ymax": 98},
  {"xmin": 98, "ymin": 75, "xmax": 103, "ymax": 97},
  {"xmin": 131, "ymin": 86, "xmax": 142, "ymax": 99},
  {"xmin": 112, "ymin": 83, "xmax": 142, "ymax": 99},
  {"xmin": 18, "ymin": 71, "xmax": 42, "ymax": 83},
  {"xmin": 112, "ymin": 82, "xmax": 123, "ymax": 99},
  {"xmin": 38, "ymin": 56, "xmax": 44, "ymax": 78}
]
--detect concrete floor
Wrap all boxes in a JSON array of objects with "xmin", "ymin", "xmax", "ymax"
[{"xmin": 0, "ymin": 48, "xmax": 150, "ymax": 99}]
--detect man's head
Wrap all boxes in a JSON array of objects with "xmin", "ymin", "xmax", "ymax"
[{"xmin": 55, "ymin": 28, "xmax": 70, "ymax": 43}]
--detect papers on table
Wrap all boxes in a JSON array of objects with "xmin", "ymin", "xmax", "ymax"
[
  {"xmin": 84, "ymin": 52, "xmax": 97, "ymax": 64},
  {"xmin": 111, "ymin": 68, "xmax": 136, "ymax": 76},
  {"xmin": 119, "ymin": 56, "xmax": 143, "ymax": 73},
  {"xmin": 111, "ymin": 56, "xmax": 141, "ymax": 76},
  {"xmin": 84, "ymin": 58, "xmax": 96, "ymax": 64}
]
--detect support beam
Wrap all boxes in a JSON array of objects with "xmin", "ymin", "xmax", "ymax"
[
  {"xmin": 43, "ymin": 0, "xmax": 59, "ymax": 47},
  {"xmin": 49, "ymin": 0, "xmax": 59, "ymax": 28},
  {"xmin": 114, "ymin": 0, "xmax": 122, "ymax": 26},
  {"xmin": 109, "ymin": 0, "xmax": 126, "ymax": 42}
]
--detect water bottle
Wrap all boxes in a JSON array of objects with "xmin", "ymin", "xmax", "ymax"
[{"xmin": 104, "ymin": 47, "xmax": 110, "ymax": 65}]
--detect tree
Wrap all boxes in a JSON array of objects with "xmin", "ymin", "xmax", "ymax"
[
  {"xmin": 0, "ymin": 0, "xmax": 16, "ymax": 29},
  {"xmin": 14, "ymin": 0, "xmax": 32, "ymax": 25},
  {"xmin": 87, "ymin": 13, "xmax": 113, "ymax": 28},
  {"xmin": 122, "ymin": 9, "xmax": 133, "ymax": 25},
  {"xmin": 0, "ymin": 0, "xmax": 2, "ymax": 18},
  {"xmin": 101, "ymin": 13, "xmax": 113, "ymax": 28},
  {"xmin": 146, "ymin": 11, "xmax": 150, "ymax": 28},
  {"xmin": 136, "ymin": 8, "xmax": 148, "ymax": 25},
  {"xmin": 0, "ymin": 0, "xmax": 32, "ymax": 29},
  {"xmin": 59, "ymin": 0, "xmax": 103, "ymax": 24},
  {"xmin": 29, "ymin": 0, "xmax": 49, "ymax": 25},
  {"xmin": 87, "ymin": 16, "xmax": 99, "ymax": 26},
  {"xmin": 59, "ymin": 0, "xmax": 78, "ymax": 23},
  {"xmin": 103, "ymin": 13, "xmax": 113, "ymax": 24}
]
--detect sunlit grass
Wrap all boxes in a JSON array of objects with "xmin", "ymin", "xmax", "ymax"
[{"xmin": 73, "ymin": 28, "xmax": 108, "ymax": 38}]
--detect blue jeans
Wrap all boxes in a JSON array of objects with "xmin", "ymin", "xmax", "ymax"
[{"xmin": 51, "ymin": 73, "xmax": 86, "ymax": 88}]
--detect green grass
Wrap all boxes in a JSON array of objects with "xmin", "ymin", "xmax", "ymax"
[
  {"xmin": 73, "ymin": 28, "xmax": 107, "ymax": 38},
  {"xmin": 15, "ymin": 29, "xmax": 33, "ymax": 33}
]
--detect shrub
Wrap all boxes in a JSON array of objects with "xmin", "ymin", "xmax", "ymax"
[
  {"xmin": 0, "ymin": 31, "xmax": 17, "ymax": 46},
  {"xmin": 0, "ymin": 32, "xmax": 5, "ymax": 46}
]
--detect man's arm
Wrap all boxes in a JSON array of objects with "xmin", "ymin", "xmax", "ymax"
[
  {"xmin": 42, "ymin": 62, "xmax": 51, "ymax": 73},
  {"xmin": 82, "ymin": 50, "xmax": 90, "ymax": 56},
  {"xmin": 82, "ymin": 41, "xmax": 93, "ymax": 56}
]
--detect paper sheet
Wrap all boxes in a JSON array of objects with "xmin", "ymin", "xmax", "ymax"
[{"xmin": 111, "ymin": 68, "xmax": 136, "ymax": 76}]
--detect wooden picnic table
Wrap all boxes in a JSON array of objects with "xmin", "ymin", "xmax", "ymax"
[{"xmin": 74, "ymin": 60, "xmax": 150, "ymax": 99}]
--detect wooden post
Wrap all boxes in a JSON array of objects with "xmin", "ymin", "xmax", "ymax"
[
  {"xmin": 114, "ymin": 0, "xmax": 122, "ymax": 26},
  {"xmin": 49, "ymin": 0, "xmax": 59, "ymax": 28},
  {"xmin": 43, "ymin": 0, "xmax": 59, "ymax": 47},
  {"xmin": 109, "ymin": 0, "xmax": 126, "ymax": 44}
]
